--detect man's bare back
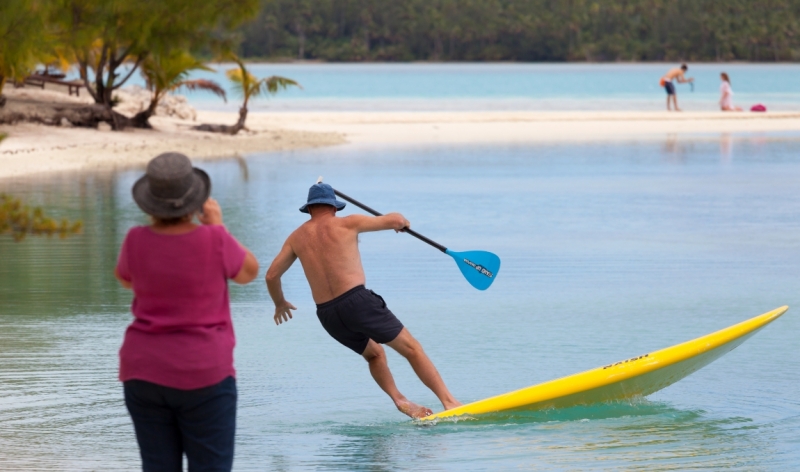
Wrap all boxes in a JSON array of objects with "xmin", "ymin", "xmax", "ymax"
[
  {"xmin": 661, "ymin": 64, "xmax": 693, "ymax": 111},
  {"xmin": 662, "ymin": 67, "xmax": 687, "ymax": 82},
  {"xmin": 289, "ymin": 211, "xmax": 375, "ymax": 304},
  {"xmin": 272, "ymin": 205, "xmax": 408, "ymax": 304}
]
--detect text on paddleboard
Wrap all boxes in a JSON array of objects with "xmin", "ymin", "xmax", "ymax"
[
  {"xmin": 602, "ymin": 353, "xmax": 649, "ymax": 370},
  {"xmin": 463, "ymin": 258, "xmax": 493, "ymax": 278}
]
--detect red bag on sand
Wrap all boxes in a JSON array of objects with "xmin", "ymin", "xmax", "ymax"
[{"xmin": 751, "ymin": 104, "xmax": 767, "ymax": 112}]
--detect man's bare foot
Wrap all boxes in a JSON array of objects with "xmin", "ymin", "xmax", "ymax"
[
  {"xmin": 443, "ymin": 399, "xmax": 463, "ymax": 410},
  {"xmin": 395, "ymin": 399, "xmax": 433, "ymax": 418}
]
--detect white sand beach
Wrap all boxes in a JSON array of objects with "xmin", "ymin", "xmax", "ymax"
[
  {"xmin": 3, "ymin": 90, "xmax": 800, "ymax": 180},
  {"xmin": 206, "ymin": 110, "xmax": 800, "ymax": 145},
  {"xmin": 0, "ymin": 118, "xmax": 346, "ymax": 180}
]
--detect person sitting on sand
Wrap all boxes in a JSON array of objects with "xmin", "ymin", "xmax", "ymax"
[
  {"xmin": 719, "ymin": 72, "xmax": 743, "ymax": 112},
  {"xmin": 114, "ymin": 152, "xmax": 259, "ymax": 471},
  {"xmin": 660, "ymin": 64, "xmax": 694, "ymax": 111},
  {"xmin": 266, "ymin": 182, "xmax": 462, "ymax": 419}
]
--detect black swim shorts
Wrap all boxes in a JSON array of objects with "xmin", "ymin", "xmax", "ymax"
[
  {"xmin": 316, "ymin": 285, "xmax": 404, "ymax": 355},
  {"xmin": 664, "ymin": 81, "xmax": 675, "ymax": 95}
]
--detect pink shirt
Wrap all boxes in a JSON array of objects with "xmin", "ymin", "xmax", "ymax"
[{"xmin": 116, "ymin": 225, "xmax": 246, "ymax": 390}]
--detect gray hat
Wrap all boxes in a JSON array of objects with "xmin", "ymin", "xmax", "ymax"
[{"xmin": 132, "ymin": 152, "xmax": 210, "ymax": 218}]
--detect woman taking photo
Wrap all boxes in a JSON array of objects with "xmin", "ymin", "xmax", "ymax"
[
  {"xmin": 114, "ymin": 152, "xmax": 259, "ymax": 471},
  {"xmin": 720, "ymin": 72, "xmax": 743, "ymax": 111}
]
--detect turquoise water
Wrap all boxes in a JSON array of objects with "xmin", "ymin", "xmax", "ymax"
[
  {"xmin": 134, "ymin": 63, "xmax": 800, "ymax": 112},
  {"xmin": 1, "ymin": 135, "xmax": 800, "ymax": 469}
]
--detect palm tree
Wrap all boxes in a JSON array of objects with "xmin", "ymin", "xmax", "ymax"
[
  {"xmin": 194, "ymin": 56, "xmax": 300, "ymax": 135},
  {"xmin": 133, "ymin": 51, "xmax": 227, "ymax": 128}
]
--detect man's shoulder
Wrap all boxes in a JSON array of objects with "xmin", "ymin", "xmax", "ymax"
[{"xmin": 287, "ymin": 223, "xmax": 308, "ymax": 239}]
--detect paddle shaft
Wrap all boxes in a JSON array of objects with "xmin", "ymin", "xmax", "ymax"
[{"xmin": 333, "ymin": 189, "xmax": 447, "ymax": 253}]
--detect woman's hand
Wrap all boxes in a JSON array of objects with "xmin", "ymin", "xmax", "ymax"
[{"xmin": 199, "ymin": 198, "xmax": 223, "ymax": 226}]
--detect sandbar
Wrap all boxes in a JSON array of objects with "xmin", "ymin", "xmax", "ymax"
[
  {"xmin": 3, "ymin": 99, "xmax": 800, "ymax": 180},
  {"xmin": 216, "ymin": 110, "xmax": 800, "ymax": 145}
]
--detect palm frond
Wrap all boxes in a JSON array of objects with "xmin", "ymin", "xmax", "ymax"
[
  {"xmin": 142, "ymin": 51, "xmax": 214, "ymax": 95},
  {"xmin": 223, "ymin": 54, "xmax": 301, "ymax": 108},
  {"xmin": 225, "ymin": 63, "xmax": 259, "ymax": 99},
  {"xmin": 175, "ymin": 79, "xmax": 227, "ymax": 102},
  {"xmin": 261, "ymin": 76, "xmax": 302, "ymax": 94}
]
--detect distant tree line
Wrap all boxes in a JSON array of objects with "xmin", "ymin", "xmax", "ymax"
[{"xmin": 239, "ymin": 0, "xmax": 800, "ymax": 61}]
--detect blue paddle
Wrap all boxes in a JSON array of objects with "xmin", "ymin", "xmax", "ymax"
[{"xmin": 332, "ymin": 188, "xmax": 501, "ymax": 290}]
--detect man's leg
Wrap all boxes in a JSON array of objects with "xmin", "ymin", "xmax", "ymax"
[
  {"xmin": 362, "ymin": 339, "xmax": 432, "ymax": 418},
  {"xmin": 387, "ymin": 328, "xmax": 462, "ymax": 411},
  {"xmin": 666, "ymin": 94, "xmax": 671, "ymax": 111},
  {"xmin": 673, "ymin": 94, "xmax": 681, "ymax": 111}
]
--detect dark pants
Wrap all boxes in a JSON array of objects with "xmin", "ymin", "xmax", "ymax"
[{"xmin": 124, "ymin": 376, "xmax": 237, "ymax": 472}]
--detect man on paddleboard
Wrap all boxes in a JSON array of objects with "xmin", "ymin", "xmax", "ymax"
[
  {"xmin": 660, "ymin": 64, "xmax": 694, "ymax": 111},
  {"xmin": 266, "ymin": 183, "xmax": 462, "ymax": 418}
]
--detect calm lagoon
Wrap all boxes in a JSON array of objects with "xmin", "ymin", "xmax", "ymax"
[
  {"xmin": 1, "ymin": 135, "xmax": 799, "ymax": 470},
  {"xmin": 146, "ymin": 63, "xmax": 800, "ymax": 112}
]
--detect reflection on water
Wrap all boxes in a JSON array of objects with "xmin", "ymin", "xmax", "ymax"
[
  {"xmin": 315, "ymin": 402, "xmax": 766, "ymax": 471},
  {"xmin": 720, "ymin": 133, "xmax": 733, "ymax": 164},
  {"xmin": 1, "ymin": 134, "xmax": 799, "ymax": 470}
]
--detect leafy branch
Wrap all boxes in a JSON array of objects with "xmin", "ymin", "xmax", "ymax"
[{"xmin": 0, "ymin": 194, "xmax": 83, "ymax": 242}]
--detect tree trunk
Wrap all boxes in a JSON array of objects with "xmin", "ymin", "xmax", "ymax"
[
  {"xmin": 59, "ymin": 105, "xmax": 133, "ymax": 129},
  {"xmin": 130, "ymin": 96, "xmax": 160, "ymax": 129},
  {"xmin": 192, "ymin": 107, "xmax": 248, "ymax": 135},
  {"xmin": 130, "ymin": 110, "xmax": 154, "ymax": 129},
  {"xmin": 0, "ymin": 103, "xmax": 131, "ymax": 128},
  {"xmin": 296, "ymin": 21, "xmax": 306, "ymax": 59},
  {"xmin": 79, "ymin": 45, "xmax": 146, "ymax": 130},
  {"xmin": 432, "ymin": 33, "xmax": 443, "ymax": 60}
]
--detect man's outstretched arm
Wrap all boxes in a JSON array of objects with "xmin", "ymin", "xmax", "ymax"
[
  {"xmin": 345, "ymin": 213, "xmax": 410, "ymax": 233},
  {"xmin": 266, "ymin": 240, "xmax": 298, "ymax": 325}
]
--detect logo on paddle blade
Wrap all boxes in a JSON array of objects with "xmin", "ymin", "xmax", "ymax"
[{"xmin": 463, "ymin": 258, "xmax": 493, "ymax": 278}]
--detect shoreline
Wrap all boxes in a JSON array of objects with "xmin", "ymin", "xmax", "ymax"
[
  {"xmin": 198, "ymin": 109, "xmax": 800, "ymax": 145},
  {"xmin": 3, "ymin": 109, "xmax": 800, "ymax": 180},
  {"xmin": 0, "ymin": 116, "xmax": 346, "ymax": 181}
]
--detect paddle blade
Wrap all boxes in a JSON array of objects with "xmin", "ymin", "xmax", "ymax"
[{"xmin": 445, "ymin": 249, "xmax": 501, "ymax": 290}]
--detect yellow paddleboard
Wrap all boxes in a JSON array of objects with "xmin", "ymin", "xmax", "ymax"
[{"xmin": 423, "ymin": 306, "xmax": 788, "ymax": 421}]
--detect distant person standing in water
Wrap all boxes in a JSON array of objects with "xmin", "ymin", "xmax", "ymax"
[
  {"xmin": 660, "ymin": 64, "xmax": 694, "ymax": 111},
  {"xmin": 266, "ymin": 182, "xmax": 462, "ymax": 419},
  {"xmin": 719, "ymin": 72, "xmax": 743, "ymax": 111},
  {"xmin": 114, "ymin": 152, "xmax": 259, "ymax": 471}
]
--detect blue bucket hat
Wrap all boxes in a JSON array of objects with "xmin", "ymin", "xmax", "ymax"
[{"xmin": 299, "ymin": 183, "xmax": 346, "ymax": 213}]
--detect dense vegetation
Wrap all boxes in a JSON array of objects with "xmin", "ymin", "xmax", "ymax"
[{"xmin": 239, "ymin": 0, "xmax": 800, "ymax": 62}]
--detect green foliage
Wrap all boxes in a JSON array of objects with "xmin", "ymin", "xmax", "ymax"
[
  {"xmin": 239, "ymin": 0, "xmax": 800, "ymax": 61},
  {"xmin": 227, "ymin": 57, "xmax": 300, "ymax": 108},
  {"xmin": 0, "ymin": 0, "xmax": 51, "ymax": 90},
  {"xmin": 140, "ymin": 51, "xmax": 226, "ymax": 115},
  {"xmin": 0, "ymin": 194, "xmax": 83, "ymax": 242},
  {"xmin": 49, "ymin": 0, "xmax": 259, "ymax": 110}
]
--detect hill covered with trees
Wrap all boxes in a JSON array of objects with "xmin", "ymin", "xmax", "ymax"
[{"xmin": 239, "ymin": 0, "xmax": 800, "ymax": 62}]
